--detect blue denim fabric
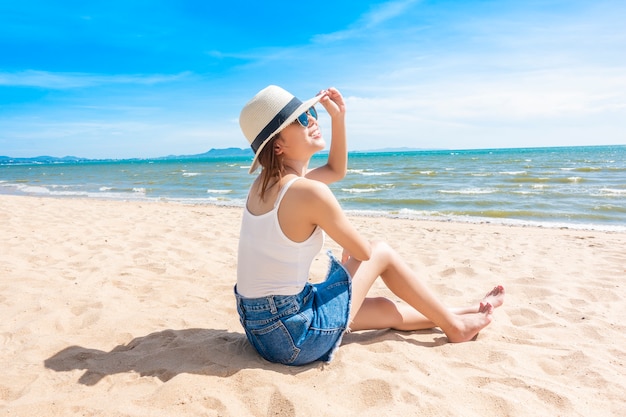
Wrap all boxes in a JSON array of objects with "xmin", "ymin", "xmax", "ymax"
[{"xmin": 235, "ymin": 252, "xmax": 351, "ymax": 366}]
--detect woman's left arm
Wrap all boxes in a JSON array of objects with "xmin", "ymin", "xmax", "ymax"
[{"xmin": 306, "ymin": 87, "xmax": 347, "ymax": 184}]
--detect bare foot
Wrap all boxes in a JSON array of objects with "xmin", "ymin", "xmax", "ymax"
[
  {"xmin": 482, "ymin": 285, "xmax": 505, "ymax": 309},
  {"xmin": 446, "ymin": 303, "xmax": 493, "ymax": 343}
]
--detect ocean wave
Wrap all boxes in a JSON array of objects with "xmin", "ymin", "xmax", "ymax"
[
  {"xmin": 499, "ymin": 171, "xmax": 527, "ymax": 175},
  {"xmin": 0, "ymin": 182, "xmax": 151, "ymax": 199},
  {"xmin": 348, "ymin": 169, "xmax": 392, "ymax": 176},
  {"xmin": 19, "ymin": 185, "xmax": 52, "ymax": 194},
  {"xmin": 508, "ymin": 176, "xmax": 584, "ymax": 184},
  {"xmin": 341, "ymin": 187, "xmax": 385, "ymax": 194},
  {"xmin": 3, "ymin": 145, "xmax": 624, "ymax": 227},
  {"xmin": 362, "ymin": 171, "xmax": 392, "ymax": 176},
  {"xmin": 161, "ymin": 196, "xmax": 247, "ymax": 207},
  {"xmin": 344, "ymin": 208, "xmax": 626, "ymax": 232},
  {"xmin": 597, "ymin": 188, "xmax": 626, "ymax": 196},
  {"xmin": 438, "ymin": 188, "xmax": 497, "ymax": 195},
  {"xmin": 507, "ymin": 177, "xmax": 552, "ymax": 183},
  {"xmin": 593, "ymin": 204, "xmax": 626, "ymax": 214},
  {"xmin": 344, "ymin": 197, "xmax": 436, "ymax": 207}
]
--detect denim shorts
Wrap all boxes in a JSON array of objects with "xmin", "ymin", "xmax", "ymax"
[{"xmin": 235, "ymin": 252, "xmax": 351, "ymax": 366}]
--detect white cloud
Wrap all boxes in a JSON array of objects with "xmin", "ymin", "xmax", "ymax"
[
  {"xmin": 0, "ymin": 112, "xmax": 242, "ymax": 158},
  {"xmin": 0, "ymin": 70, "xmax": 192, "ymax": 89},
  {"xmin": 358, "ymin": 0, "xmax": 419, "ymax": 28},
  {"xmin": 312, "ymin": 0, "xmax": 419, "ymax": 43},
  {"xmin": 339, "ymin": 65, "xmax": 626, "ymax": 150}
]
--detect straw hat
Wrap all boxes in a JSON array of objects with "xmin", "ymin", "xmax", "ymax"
[{"xmin": 239, "ymin": 85, "xmax": 322, "ymax": 174}]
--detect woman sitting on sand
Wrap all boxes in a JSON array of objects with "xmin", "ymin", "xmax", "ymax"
[{"xmin": 235, "ymin": 85, "xmax": 504, "ymax": 366}]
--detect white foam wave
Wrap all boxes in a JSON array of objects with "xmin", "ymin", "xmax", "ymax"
[
  {"xmin": 599, "ymin": 188, "xmax": 626, "ymax": 196},
  {"xmin": 438, "ymin": 188, "xmax": 496, "ymax": 195},
  {"xmin": 348, "ymin": 169, "xmax": 392, "ymax": 176},
  {"xmin": 342, "ymin": 187, "xmax": 384, "ymax": 194},
  {"xmin": 1, "ymin": 182, "xmax": 152, "ymax": 200},
  {"xmin": 21, "ymin": 185, "xmax": 51, "ymax": 194},
  {"xmin": 361, "ymin": 171, "xmax": 392, "ymax": 176},
  {"xmin": 499, "ymin": 171, "xmax": 527, "ymax": 175},
  {"xmin": 345, "ymin": 208, "xmax": 626, "ymax": 232}
]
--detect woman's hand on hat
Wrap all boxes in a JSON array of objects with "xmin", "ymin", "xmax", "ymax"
[{"xmin": 318, "ymin": 87, "xmax": 346, "ymax": 119}]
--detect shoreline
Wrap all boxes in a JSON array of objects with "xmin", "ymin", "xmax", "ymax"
[
  {"xmin": 3, "ymin": 143, "xmax": 625, "ymax": 232},
  {"xmin": 2, "ymin": 192, "xmax": 625, "ymax": 233},
  {"xmin": 2, "ymin": 194, "xmax": 626, "ymax": 416}
]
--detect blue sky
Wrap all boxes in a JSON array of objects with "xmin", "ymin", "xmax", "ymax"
[{"xmin": 1, "ymin": 0, "xmax": 625, "ymax": 158}]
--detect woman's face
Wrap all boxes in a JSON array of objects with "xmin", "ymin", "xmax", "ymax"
[{"xmin": 275, "ymin": 110, "xmax": 326, "ymax": 159}]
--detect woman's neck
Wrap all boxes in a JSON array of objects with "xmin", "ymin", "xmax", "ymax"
[{"xmin": 282, "ymin": 160, "xmax": 308, "ymax": 177}]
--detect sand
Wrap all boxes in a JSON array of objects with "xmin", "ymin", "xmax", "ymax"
[{"xmin": 1, "ymin": 194, "xmax": 625, "ymax": 416}]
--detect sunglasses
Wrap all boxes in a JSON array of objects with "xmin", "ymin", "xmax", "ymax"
[{"xmin": 295, "ymin": 106, "xmax": 318, "ymax": 127}]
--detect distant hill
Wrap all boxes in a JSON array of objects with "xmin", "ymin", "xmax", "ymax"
[
  {"xmin": 0, "ymin": 148, "xmax": 254, "ymax": 164},
  {"xmin": 0, "ymin": 155, "xmax": 90, "ymax": 164},
  {"xmin": 0, "ymin": 147, "xmax": 433, "ymax": 165},
  {"xmin": 159, "ymin": 147, "xmax": 254, "ymax": 160}
]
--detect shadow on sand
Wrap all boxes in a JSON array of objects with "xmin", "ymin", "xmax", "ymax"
[
  {"xmin": 45, "ymin": 328, "xmax": 311, "ymax": 385},
  {"xmin": 45, "ymin": 327, "xmax": 447, "ymax": 385}
]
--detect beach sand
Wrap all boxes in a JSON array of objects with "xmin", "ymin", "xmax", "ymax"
[{"xmin": 1, "ymin": 194, "xmax": 625, "ymax": 416}]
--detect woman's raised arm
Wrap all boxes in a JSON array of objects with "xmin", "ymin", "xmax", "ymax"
[{"xmin": 306, "ymin": 87, "xmax": 348, "ymax": 185}]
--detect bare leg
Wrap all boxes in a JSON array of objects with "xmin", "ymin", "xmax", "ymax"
[
  {"xmin": 350, "ymin": 289, "xmax": 503, "ymax": 332},
  {"xmin": 345, "ymin": 241, "xmax": 503, "ymax": 342}
]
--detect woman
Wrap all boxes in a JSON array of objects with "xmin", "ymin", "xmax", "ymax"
[{"xmin": 235, "ymin": 85, "xmax": 504, "ymax": 366}]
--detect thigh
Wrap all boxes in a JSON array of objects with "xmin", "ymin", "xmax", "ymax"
[
  {"xmin": 349, "ymin": 297, "xmax": 401, "ymax": 331},
  {"xmin": 343, "ymin": 242, "xmax": 391, "ymax": 322},
  {"xmin": 350, "ymin": 297, "xmax": 435, "ymax": 332}
]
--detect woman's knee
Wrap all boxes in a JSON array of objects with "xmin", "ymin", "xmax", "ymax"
[
  {"xmin": 369, "ymin": 240, "xmax": 395, "ymax": 261},
  {"xmin": 370, "ymin": 296, "xmax": 398, "ymax": 312}
]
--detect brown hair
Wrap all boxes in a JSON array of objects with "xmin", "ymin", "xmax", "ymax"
[{"xmin": 256, "ymin": 134, "xmax": 285, "ymax": 201}]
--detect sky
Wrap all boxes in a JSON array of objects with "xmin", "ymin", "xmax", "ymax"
[{"xmin": 1, "ymin": 0, "xmax": 625, "ymax": 159}]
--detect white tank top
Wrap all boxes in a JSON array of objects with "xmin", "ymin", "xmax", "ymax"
[{"xmin": 236, "ymin": 177, "xmax": 325, "ymax": 298}]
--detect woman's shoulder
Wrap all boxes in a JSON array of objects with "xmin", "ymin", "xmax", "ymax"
[
  {"xmin": 287, "ymin": 175, "xmax": 332, "ymax": 196},
  {"xmin": 279, "ymin": 177, "xmax": 336, "ymax": 213}
]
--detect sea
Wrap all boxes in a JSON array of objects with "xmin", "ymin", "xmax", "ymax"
[{"xmin": 1, "ymin": 145, "xmax": 625, "ymax": 232}]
